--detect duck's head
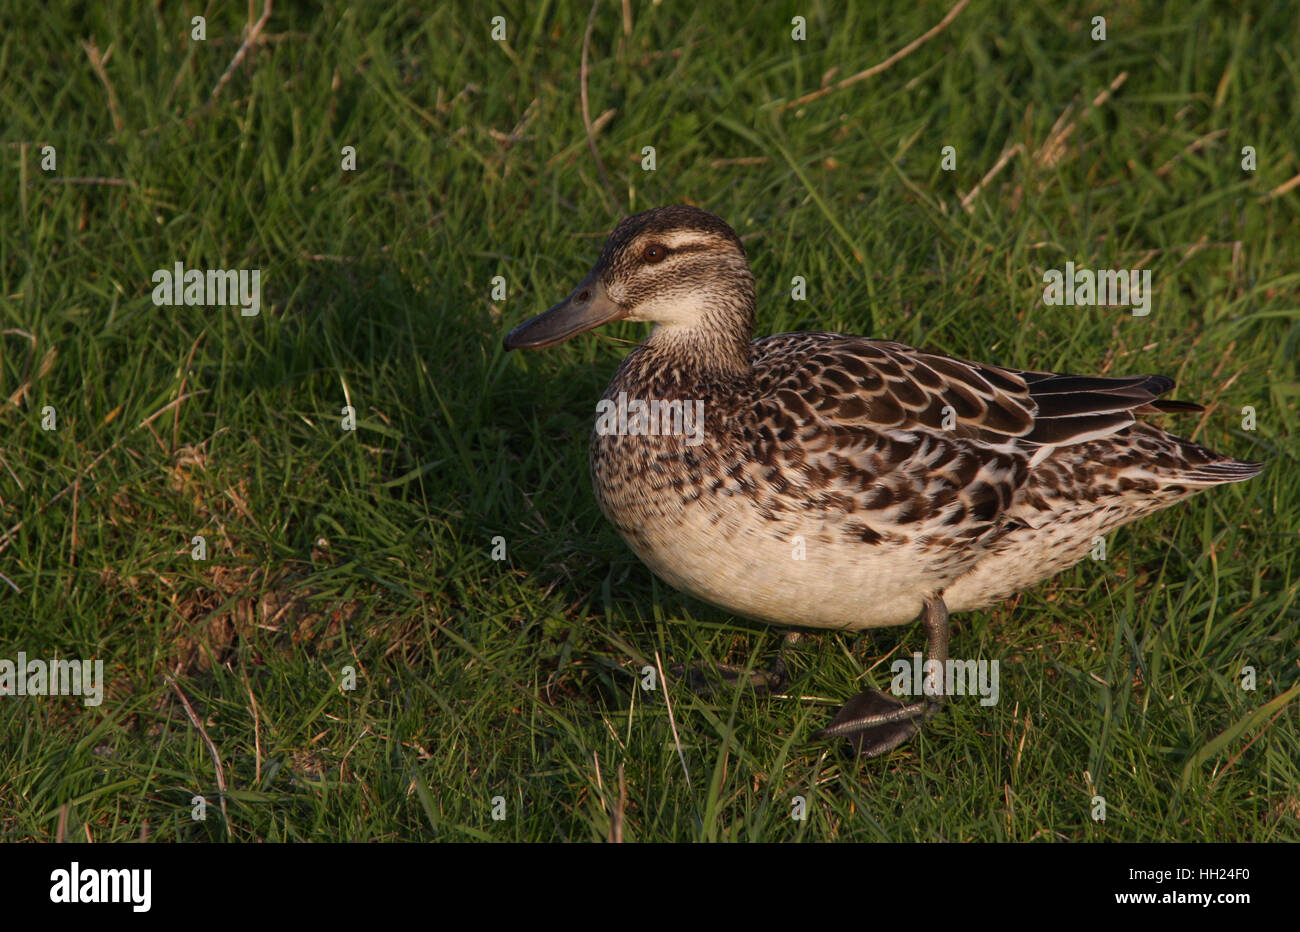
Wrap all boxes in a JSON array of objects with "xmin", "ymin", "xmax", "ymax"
[{"xmin": 503, "ymin": 206, "xmax": 755, "ymax": 368}]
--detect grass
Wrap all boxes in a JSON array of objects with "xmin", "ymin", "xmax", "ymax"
[{"xmin": 1, "ymin": 0, "xmax": 1297, "ymax": 842}]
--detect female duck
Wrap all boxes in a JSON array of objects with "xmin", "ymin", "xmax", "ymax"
[{"xmin": 504, "ymin": 205, "xmax": 1260, "ymax": 757}]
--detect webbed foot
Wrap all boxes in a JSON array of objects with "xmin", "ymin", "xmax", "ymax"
[{"xmin": 815, "ymin": 595, "xmax": 950, "ymax": 758}]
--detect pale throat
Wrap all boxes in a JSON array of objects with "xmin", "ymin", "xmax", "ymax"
[{"xmin": 641, "ymin": 303, "xmax": 754, "ymax": 376}]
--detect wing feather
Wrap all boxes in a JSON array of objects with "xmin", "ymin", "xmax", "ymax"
[{"xmin": 754, "ymin": 334, "xmax": 1196, "ymax": 452}]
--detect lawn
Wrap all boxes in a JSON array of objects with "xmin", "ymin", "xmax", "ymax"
[{"xmin": 1, "ymin": 0, "xmax": 1297, "ymax": 842}]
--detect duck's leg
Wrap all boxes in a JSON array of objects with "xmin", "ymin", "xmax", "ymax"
[
  {"xmin": 676, "ymin": 630, "xmax": 804, "ymax": 695},
  {"xmin": 815, "ymin": 595, "xmax": 950, "ymax": 758}
]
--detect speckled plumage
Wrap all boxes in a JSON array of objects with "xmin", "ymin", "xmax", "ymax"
[
  {"xmin": 592, "ymin": 330, "xmax": 1259, "ymax": 630},
  {"xmin": 511, "ymin": 205, "xmax": 1262, "ymax": 635}
]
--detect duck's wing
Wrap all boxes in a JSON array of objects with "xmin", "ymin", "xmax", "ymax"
[
  {"xmin": 747, "ymin": 333, "xmax": 1224, "ymax": 548},
  {"xmin": 753, "ymin": 332, "xmax": 1193, "ymax": 450}
]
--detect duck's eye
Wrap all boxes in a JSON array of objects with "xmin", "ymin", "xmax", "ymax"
[{"xmin": 643, "ymin": 244, "xmax": 668, "ymax": 263}]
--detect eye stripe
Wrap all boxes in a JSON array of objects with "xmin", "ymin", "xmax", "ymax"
[
  {"xmin": 626, "ymin": 234, "xmax": 730, "ymax": 267},
  {"xmin": 662, "ymin": 243, "xmax": 713, "ymax": 255},
  {"xmin": 661, "ymin": 234, "xmax": 713, "ymax": 249}
]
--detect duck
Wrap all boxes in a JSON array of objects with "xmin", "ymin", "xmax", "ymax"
[{"xmin": 503, "ymin": 205, "xmax": 1262, "ymax": 758}]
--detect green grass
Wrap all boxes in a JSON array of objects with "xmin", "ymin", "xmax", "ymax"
[{"xmin": 1, "ymin": 0, "xmax": 1297, "ymax": 842}]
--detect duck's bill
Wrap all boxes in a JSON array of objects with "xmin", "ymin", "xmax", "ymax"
[{"xmin": 503, "ymin": 276, "xmax": 625, "ymax": 350}]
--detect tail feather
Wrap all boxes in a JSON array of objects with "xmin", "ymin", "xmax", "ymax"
[
  {"xmin": 1142, "ymin": 398, "xmax": 1204, "ymax": 414},
  {"xmin": 1176, "ymin": 459, "xmax": 1264, "ymax": 485}
]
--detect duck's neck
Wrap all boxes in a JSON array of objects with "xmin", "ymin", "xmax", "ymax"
[{"xmin": 642, "ymin": 287, "xmax": 755, "ymax": 382}]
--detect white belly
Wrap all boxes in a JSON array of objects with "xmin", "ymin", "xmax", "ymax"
[{"xmin": 606, "ymin": 494, "xmax": 938, "ymax": 631}]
